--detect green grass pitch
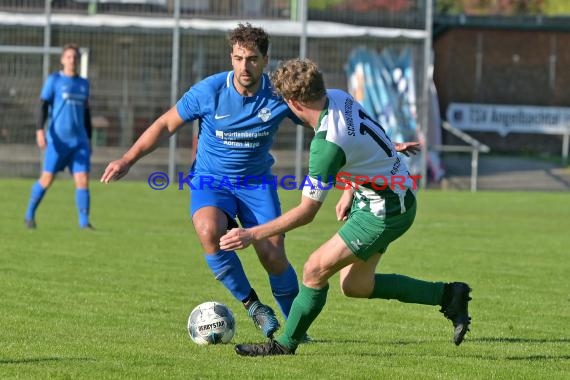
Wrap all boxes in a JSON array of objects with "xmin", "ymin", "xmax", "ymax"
[{"xmin": 1, "ymin": 178, "xmax": 569, "ymax": 379}]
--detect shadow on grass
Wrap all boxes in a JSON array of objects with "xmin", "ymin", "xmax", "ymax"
[
  {"xmin": 472, "ymin": 337, "xmax": 570, "ymax": 344},
  {"xmin": 505, "ymin": 355, "xmax": 570, "ymax": 361},
  {"xmin": 283, "ymin": 337, "xmax": 570, "ymax": 364},
  {"xmin": 0, "ymin": 357, "xmax": 96, "ymax": 365},
  {"xmin": 302, "ymin": 337, "xmax": 570, "ymax": 361},
  {"xmin": 297, "ymin": 336, "xmax": 570, "ymax": 346},
  {"xmin": 311, "ymin": 338, "xmax": 436, "ymax": 345}
]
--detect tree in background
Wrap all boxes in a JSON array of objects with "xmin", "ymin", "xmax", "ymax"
[
  {"xmin": 334, "ymin": 0, "xmax": 414, "ymax": 12},
  {"xmin": 309, "ymin": 0, "xmax": 344, "ymax": 10},
  {"xmin": 310, "ymin": 0, "xmax": 414, "ymax": 12},
  {"xmin": 435, "ymin": 0, "xmax": 570, "ymax": 15},
  {"xmin": 542, "ymin": 0, "xmax": 570, "ymax": 15}
]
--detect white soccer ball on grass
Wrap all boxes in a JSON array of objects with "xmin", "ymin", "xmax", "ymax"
[{"xmin": 187, "ymin": 301, "xmax": 236, "ymax": 345}]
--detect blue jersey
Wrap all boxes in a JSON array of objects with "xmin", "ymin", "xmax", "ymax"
[
  {"xmin": 176, "ymin": 71, "xmax": 299, "ymax": 180},
  {"xmin": 40, "ymin": 72, "xmax": 90, "ymax": 147}
]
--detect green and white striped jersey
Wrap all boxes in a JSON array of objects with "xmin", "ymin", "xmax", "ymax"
[{"xmin": 304, "ymin": 89, "xmax": 416, "ymax": 217}]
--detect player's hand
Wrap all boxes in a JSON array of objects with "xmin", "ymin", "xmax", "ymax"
[
  {"xmin": 100, "ymin": 158, "xmax": 131, "ymax": 183},
  {"xmin": 394, "ymin": 142, "xmax": 421, "ymax": 157},
  {"xmin": 36, "ymin": 129, "xmax": 46, "ymax": 149},
  {"xmin": 336, "ymin": 189, "xmax": 353, "ymax": 221},
  {"xmin": 220, "ymin": 228, "xmax": 253, "ymax": 251}
]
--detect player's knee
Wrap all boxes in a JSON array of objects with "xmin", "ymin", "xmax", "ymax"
[
  {"xmin": 302, "ymin": 260, "xmax": 326, "ymax": 288},
  {"xmin": 39, "ymin": 179, "xmax": 53, "ymax": 189},
  {"xmin": 193, "ymin": 221, "xmax": 224, "ymax": 250},
  {"xmin": 39, "ymin": 173, "xmax": 54, "ymax": 188},
  {"xmin": 74, "ymin": 177, "xmax": 89, "ymax": 188}
]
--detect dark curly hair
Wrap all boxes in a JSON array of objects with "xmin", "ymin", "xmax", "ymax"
[{"xmin": 227, "ymin": 23, "xmax": 270, "ymax": 56}]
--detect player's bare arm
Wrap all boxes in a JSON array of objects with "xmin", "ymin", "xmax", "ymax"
[
  {"xmin": 101, "ymin": 106, "xmax": 184, "ymax": 183},
  {"xmin": 35, "ymin": 129, "xmax": 46, "ymax": 149},
  {"xmin": 394, "ymin": 141, "xmax": 421, "ymax": 156},
  {"xmin": 220, "ymin": 195, "xmax": 323, "ymax": 251}
]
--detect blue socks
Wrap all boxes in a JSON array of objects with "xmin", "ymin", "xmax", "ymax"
[
  {"xmin": 205, "ymin": 252, "xmax": 300, "ymax": 319},
  {"xmin": 26, "ymin": 182, "xmax": 91, "ymax": 228},
  {"xmin": 75, "ymin": 188, "xmax": 90, "ymax": 228},
  {"xmin": 205, "ymin": 251, "xmax": 252, "ymax": 302},
  {"xmin": 25, "ymin": 181, "xmax": 46, "ymax": 221},
  {"xmin": 269, "ymin": 264, "xmax": 299, "ymax": 319}
]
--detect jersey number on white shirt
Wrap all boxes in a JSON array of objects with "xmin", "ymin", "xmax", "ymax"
[{"xmin": 358, "ymin": 109, "xmax": 394, "ymax": 157}]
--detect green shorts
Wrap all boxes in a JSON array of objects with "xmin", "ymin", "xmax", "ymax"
[{"xmin": 338, "ymin": 189, "xmax": 416, "ymax": 261}]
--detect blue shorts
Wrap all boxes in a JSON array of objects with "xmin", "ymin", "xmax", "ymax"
[
  {"xmin": 190, "ymin": 176, "xmax": 281, "ymax": 228},
  {"xmin": 43, "ymin": 142, "xmax": 91, "ymax": 174}
]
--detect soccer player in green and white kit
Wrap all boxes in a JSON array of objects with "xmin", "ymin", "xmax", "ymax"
[{"xmin": 220, "ymin": 58, "xmax": 472, "ymax": 356}]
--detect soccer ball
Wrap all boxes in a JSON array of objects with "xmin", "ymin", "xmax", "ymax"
[{"xmin": 187, "ymin": 301, "xmax": 236, "ymax": 345}]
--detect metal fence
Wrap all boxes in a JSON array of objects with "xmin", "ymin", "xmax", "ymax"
[{"xmin": 0, "ymin": 0, "xmax": 430, "ymax": 181}]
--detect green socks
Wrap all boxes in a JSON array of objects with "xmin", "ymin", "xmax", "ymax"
[
  {"xmin": 276, "ymin": 284, "xmax": 329, "ymax": 350},
  {"xmin": 274, "ymin": 275, "xmax": 443, "ymax": 351},
  {"xmin": 370, "ymin": 274, "xmax": 444, "ymax": 306}
]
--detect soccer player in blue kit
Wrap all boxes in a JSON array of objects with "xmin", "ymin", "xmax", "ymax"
[
  {"xmin": 25, "ymin": 43, "xmax": 93, "ymax": 230},
  {"xmin": 101, "ymin": 24, "xmax": 301, "ymax": 338}
]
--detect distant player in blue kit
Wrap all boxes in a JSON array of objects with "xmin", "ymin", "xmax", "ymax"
[
  {"xmin": 25, "ymin": 43, "xmax": 93, "ymax": 230},
  {"xmin": 101, "ymin": 24, "xmax": 302, "ymax": 339}
]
